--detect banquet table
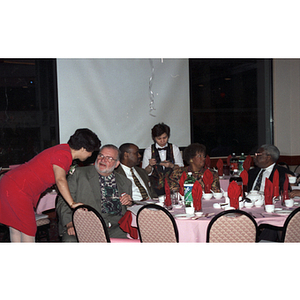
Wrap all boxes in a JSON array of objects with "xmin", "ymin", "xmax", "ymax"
[
  {"xmin": 123, "ymin": 196, "xmax": 298, "ymax": 243},
  {"xmin": 36, "ymin": 191, "xmax": 57, "ymax": 214}
]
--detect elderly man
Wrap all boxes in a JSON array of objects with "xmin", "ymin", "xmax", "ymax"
[
  {"xmin": 247, "ymin": 144, "xmax": 293, "ymax": 193},
  {"xmin": 56, "ymin": 144, "xmax": 133, "ymax": 242},
  {"xmin": 115, "ymin": 143, "xmax": 157, "ymax": 201}
]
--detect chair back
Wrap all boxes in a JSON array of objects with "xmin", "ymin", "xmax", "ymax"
[
  {"xmin": 136, "ymin": 204, "xmax": 179, "ymax": 243},
  {"xmin": 282, "ymin": 207, "xmax": 300, "ymax": 242},
  {"xmin": 72, "ymin": 205, "xmax": 110, "ymax": 242},
  {"xmin": 206, "ymin": 209, "xmax": 258, "ymax": 243}
]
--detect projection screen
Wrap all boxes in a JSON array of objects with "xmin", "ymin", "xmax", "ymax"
[{"xmin": 56, "ymin": 58, "xmax": 190, "ymax": 149}]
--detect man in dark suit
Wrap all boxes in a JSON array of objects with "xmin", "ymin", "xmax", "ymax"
[
  {"xmin": 247, "ymin": 144, "xmax": 293, "ymax": 193},
  {"xmin": 115, "ymin": 143, "xmax": 157, "ymax": 201},
  {"xmin": 248, "ymin": 144, "xmax": 294, "ymax": 241},
  {"xmin": 56, "ymin": 144, "xmax": 133, "ymax": 242}
]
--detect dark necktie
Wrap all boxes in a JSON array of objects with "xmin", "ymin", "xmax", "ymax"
[
  {"xmin": 130, "ymin": 168, "xmax": 149, "ymax": 200},
  {"xmin": 253, "ymin": 169, "xmax": 265, "ymax": 191}
]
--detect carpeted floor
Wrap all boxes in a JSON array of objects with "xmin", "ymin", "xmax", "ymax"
[{"xmin": 0, "ymin": 209, "xmax": 60, "ymax": 242}]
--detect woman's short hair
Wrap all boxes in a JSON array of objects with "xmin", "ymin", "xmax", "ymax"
[
  {"xmin": 183, "ymin": 143, "xmax": 206, "ymax": 164},
  {"xmin": 151, "ymin": 123, "xmax": 170, "ymax": 141},
  {"xmin": 68, "ymin": 128, "xmax": 101, "ymax": 152}
]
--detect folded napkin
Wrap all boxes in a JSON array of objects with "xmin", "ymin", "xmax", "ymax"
[
  {"xmin": 118, "ymin": 211, "xmax": 138, "ymax": 239},
  {"xmin": 243, "ymin": 155, "xmax": 252, "ymax": 171},
  {"xmin": 227, "ymin": 155, "xmax": 232, "ymax": 166},
  {"xmin": 203, "ymin": 169, "xmax": 214, "ymax": 193},
  {"xmin": 192, "ymin": 180, "xmax": 202, "ymax": 211},
  {"xmin": 273, "ymin": 169, "xmax": 279, "ymax": 198},
  {"xmin": 283, "ymin": 174, "xmax": 289, "ymax": 200},
  {"xmin": 164, "ymin": 178, "xmax": 172, "ymax": 207},
  {"xmin": 239, "ymin": 169, "xmax": 247, "ymax": 186},
  {"xmin": 179, "ymin": 171, "xmax": 187, "ymax": 196},
  {"xmin": 264, "ymin": 178, "xmax": 273, "ymax": 205},
  {"xmin": 204, "ymin": 155, "xmax": 211, "ymax": 169},
  {"xmin": 216, "ymin": 158, "xmax": 223, "ymax": 176},
  {"xmin": 227, "ymin": 180, "xmax": 240, "ymax": 209}
]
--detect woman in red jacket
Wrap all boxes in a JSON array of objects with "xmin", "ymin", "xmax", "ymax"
[{"xmin": 0, "ymin": 128, "xmax": 101, "ymax": 242}]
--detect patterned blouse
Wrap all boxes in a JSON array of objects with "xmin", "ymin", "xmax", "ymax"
[{"xmin": 168, "ymin": 166, "xmax": 221, "ymax": 193}]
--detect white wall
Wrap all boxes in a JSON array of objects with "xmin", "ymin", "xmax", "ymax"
[
  {"xmin": 273, "ymin": 59, "xmax": 300, "ymax": 156},
  {"xmin": 56, "ymin": 59, "xmax": 190, "ymax": 149}
]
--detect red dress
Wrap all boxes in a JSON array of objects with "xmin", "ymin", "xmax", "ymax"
[{"xmin": 0, "ymin": 144, "xmax": 72, "ymax": 236}]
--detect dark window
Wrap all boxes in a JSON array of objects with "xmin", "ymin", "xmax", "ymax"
[
  {"xmin": 0, "ymin": 59, "xmax": 59, "ymax": 166},
  {"xmin": 189, "ymin": 59, "xmax": 273, "ymax": 157}
]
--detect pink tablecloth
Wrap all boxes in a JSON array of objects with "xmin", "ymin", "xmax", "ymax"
[
  {"xmin": 36, "ymin": 192, "xmax": 57, "ymax": 214},
  {"xmin": 128, "ymin": 197, "xmax": 292, "ymax": 243}
]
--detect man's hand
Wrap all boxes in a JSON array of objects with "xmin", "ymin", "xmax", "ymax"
[
  {"xmin": 120, "ymin": 193, "xmax": 133, "ymax": 206},
  {"xmin": 66, "ymin": 222, "xmax": 75, "ymax": 236}
]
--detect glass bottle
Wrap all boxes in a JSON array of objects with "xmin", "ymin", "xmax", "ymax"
[
  {"xmin": 238, "ymin": 153, "xmax": 246, "ymax": 174},
  {"xmin": 230, "ymin": 153, "xmax": 238, "ymax": 175},
  {"xmin": 184, "ymin": 172, "xmax": 196, "ymax": 207}
]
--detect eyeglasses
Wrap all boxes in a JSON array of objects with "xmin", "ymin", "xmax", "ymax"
[
  {"xmin": 254, "ymin": 152, "xmax": 270, "ymax": 157},
  {"xmin": 98, "ymin": 153, "xmax": 117, "ymax": 162},
  {"xmin": 195, "ymin": 154, "xmax": 206, "ymax": 158}
]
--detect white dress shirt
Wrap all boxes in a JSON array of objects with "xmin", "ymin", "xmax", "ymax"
[
  {"xmin": 141, "ymin": 143, "xmax": 184, "ymax": 175},
  {"xmin": 120, "ymin": 163, "xmax": 150, "ymax": 201},
  {"xmin": 252, "ymin": 163, "xmax": 275, "ymax": 192}
]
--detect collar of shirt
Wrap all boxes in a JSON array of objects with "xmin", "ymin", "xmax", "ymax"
[
  {"xmin": 155, "ymin": 142, "xmax": 168, "ymax": 150},
  {"xmin": 256, "ymin": 163, "xmax": 276, "ymax": 192},
  {"xmin": 120, "ymin": 164, "xmax": 149, "ymax": 200}
]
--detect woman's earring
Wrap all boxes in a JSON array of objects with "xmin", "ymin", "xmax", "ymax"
[{"xmin": 190, "ymin": 159, "xmax": 193, "ymax": 163}]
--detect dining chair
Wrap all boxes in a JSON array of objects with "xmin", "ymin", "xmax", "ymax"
[
  {"xmin": 206, "ymin": 209, "xmax": 258, "ymax": 243},
  {"xmin": 72, "ymin": 204, "xmax": 110, "ymax": 242},
  {"xmin": 258, "ymin": 207, "xmax": 300, "ymax": 242},
  {"xmin": 136, "ymin": 204, "xmax": 179, "ymax": 243}
]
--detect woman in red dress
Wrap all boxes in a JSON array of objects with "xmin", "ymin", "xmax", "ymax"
[{"xmin": 0, "ymin": 128, "xmax": 101, "ymax": 242}]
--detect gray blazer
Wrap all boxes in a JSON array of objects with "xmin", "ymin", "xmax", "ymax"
[
  {"xmin": 56, "ymin": 165, "xmax": 132, "ymax": 240},
  {"xmin": 115, "ymin": 165, "xmax": 157, "ymax": 200}
]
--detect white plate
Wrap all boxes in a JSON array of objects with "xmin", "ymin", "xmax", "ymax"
[
  {"xmin": 174, "ymin": 214, "xmax": 194, "ymax": 219},
  {"xmin": 274, "ymin": 209, "xmax": 292, "ymax": 215}
]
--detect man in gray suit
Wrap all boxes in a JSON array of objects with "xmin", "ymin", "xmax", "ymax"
[
  {"xmin": 56, "ymin": 144, "xmax": 133, "ymax": 241},
  {"xmin": 115, "ymin": 143, "xmax": 157, "ymax": 201}
]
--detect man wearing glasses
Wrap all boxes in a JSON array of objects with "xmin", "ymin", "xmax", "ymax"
[
  {"xmin": 248, "ymin": 144, "xmax": 293, "ymax": 193},
  {"xmin": 56, "ymin": 144, "xmax": 133, "ymax": 241}
]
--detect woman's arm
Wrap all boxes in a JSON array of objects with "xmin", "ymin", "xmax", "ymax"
[{"xmin": 53, "ymin": 164, "xmax": 82, "ymax": 209}]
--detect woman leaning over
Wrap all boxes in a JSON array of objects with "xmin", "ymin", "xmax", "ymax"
[
  {"xmin": 0, "ymin": 128, "xmax": 101, "ymax": 242},
  {"xmin": 168, "ymin": 143, "xmax": 221, "ymax": 193}
]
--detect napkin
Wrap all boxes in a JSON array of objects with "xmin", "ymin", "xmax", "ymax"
[
  {"xmin": 204, "ymin": 155, "xmax": 211, "ymax": 169},
  {"xmin": 243, "ymin": 155, "xmax": 252, "ymax": 171},
  {"xmin": 118, "ymin": 211, "xmax": 138, "ymax": 239},
  {"xmin": 227, "ymin": 180, "xmax": 240, "ymax": 209},
  {"xmin": 203, "ymin": 169, "xmax": 214, "ymax": 193},
  {"xmin": 227, "ymin": 154, "xmax": 232, "ymax": 166},
  {"xmin": 264, "ymin": 178, "xmax": 273, "ymax": 205},
  {"xmin": 179, "ymin": 171, "xmax": 187, "ymax": 196},
  {"xmin": 283, "ymin": 174, "xmax": 289, "ymax": 200},
  {"xmin": 216, "ymin": 158, "xmax": 223, "ymax": 176},
  {"xmin": 164, "ymin": 178, "xmax": 172, "ymax": 207},
  {"xmin": 240, "ymin": 170, "xmax": 248, "ymax": 186},
  {"xmin": 273, "ymin": 169, "xmax": 279, "ymax": 198},
  {"xmin": 192, "ymin": 180, "xmax": 202, "ymax": 211}
]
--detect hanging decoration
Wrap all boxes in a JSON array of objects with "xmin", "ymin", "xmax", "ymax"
[{"xmin": 148, "ymin": 59, "xmax": 156, "ymax": 117}]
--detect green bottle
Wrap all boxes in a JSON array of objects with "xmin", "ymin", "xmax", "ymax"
[
  {"xmin": 184, "ymin": 172, "xmax": 196, "ymax": 207},
  {"xmin": 238, "ymin": 153, "xmax": 245, "ymax": 173}
]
